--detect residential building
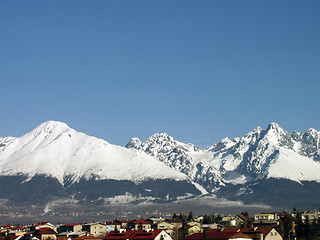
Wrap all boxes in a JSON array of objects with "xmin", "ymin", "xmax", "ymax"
[
  {"xmin": 103, "ymin": 230, "xmax": 136, "ymax": 240},
  {"xmin": 29, "ymin": 223, "xmax": 57, "ymax": 232},
  {"xmin": 56, "ymin": 231, "xmax": 87, "ymax": 240},
  {"xmin": 82, "ymin": 223, "xmax": 107, "ymax": 237},
  {"xmin": 234, "ymin": 215, "xmax": 249, "ymax": 228},
  {"xmin": 58, "ymin": 224, "xmax": 82, "ymax": 233},
  {"xmin": 183, "ymin": 227, "xmax": 282, "ymax": 240},
  {"xmin": 254, "ymin": 214, "xmax": 279, "ymax": 226},
  {"xmin": 183, "ymin": 231, "xmax": 253, "ymax": 240},
  {"xmin": 146, "ymin": 217, "xmax": 165, "ymax": 229},
  {"xmin": 34, "ymin": 227, "xmax": 57, "ymax": 240},
  {"xmin": 301, "ymin": 211, "xmax": 320, "ymax": 223},
  {"xmin": 187, "ymin": 225, "xmax": 202, "ymax": 236},
  {"xmin": 127, "ymin": 220, "xmax": 151, "ymax": 231},
  {"xmin": 252, "ymin": 227, "xmax": 282, "ymax": 240},
  {"xmin": 105, "ymin": 222, "xmax": 121, "ymax": 231},
  {"xmin": 104, "ymin": 230, "xmax": 172, "ymax": 240},
  {"xmin": 131, "ymin": 229, "xmax": 172, "ymax": 240}
]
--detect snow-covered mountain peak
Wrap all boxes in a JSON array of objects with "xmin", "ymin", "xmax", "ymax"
[
  {"xmin": 262, "ymin": 122, "xmax": 293, "ymax": 148},
  {"xmin": 125, "ymin": 137, "xmax": 142, "ymax": 149},
  {"xmin": 31, "ymin": 120, "xmax": 70, "ymax": 136},
  {"xmin": 265, "ymin": 122, "xmax": 287, "ymax": 137},
  {"xmin": 126, "ymin": 133, "xmax": 180, "ymax": 155},
  {"xmin": 251, "ymin": 126, "xmax": 263, "ymax": 134},
  {"xmin": 141, "ymin": 132, "xmax": 201, "ymax": 155},
  {"xmin": 0, "ymin": 122, "xmax": 192, "ymax": 185},
  {"xmin": 206, "ymin": 137, "xmax": 238, "ymax": 152},
  {"xmin": 267, "ymin": 122, "xmax": 282, "ymax": 130},
  {"xmin": 237, "ymin": 126, "xmax": 263, "ymax": 147},
  {"xmin": 221, "ymin": 137, "xmax": 231, "ymax": 142},
  {"xmin": 298, "ymin": 128, "xmax": 320, "ymax": 161},
  {"xmin": 305, "ymin": 128, "xmax": 319, "ymax": 137},
  {"xmin": 145, "ymin": 132, "xmax": 175, "ymax": 145}
]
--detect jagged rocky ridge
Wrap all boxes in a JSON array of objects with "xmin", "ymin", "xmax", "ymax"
[
  {"xmin": 0, "ymin": 121, "xmax": 320, "ymax": 209},
  {"xmin": 126, "ymin": 122, "xmax": 320, "ymax": 208}
]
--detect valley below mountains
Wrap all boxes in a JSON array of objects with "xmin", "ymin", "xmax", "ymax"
[{"xmin": 0, "ymin": 121, "xmax": 320, "ymax": 215}]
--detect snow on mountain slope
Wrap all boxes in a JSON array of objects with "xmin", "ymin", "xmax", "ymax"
[
  {"xmin": 0, "ymin": 121, "xmax": 189, "ymax": 184},
  {"xmin": 126, "ymin": 123, "xmax": 320, "ymax": 192},
  {"xmin": 267, "ymin": 148, "xmax": 320, "ymax": 182},
  {"xmin": 2, "ymin": 120, "xmax": 320, "ymax": 200}
]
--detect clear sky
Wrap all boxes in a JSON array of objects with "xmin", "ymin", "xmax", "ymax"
[{"xmin": 1, "ymin": 0, "xmax": 319, "ymax": 147}]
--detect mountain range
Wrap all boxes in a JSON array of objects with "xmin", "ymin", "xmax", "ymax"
[{"xmin": 0, "ymin": 121, "xmax": 320, "ymax": 211}]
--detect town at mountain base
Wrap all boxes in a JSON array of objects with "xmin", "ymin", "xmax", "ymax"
[
  {"xmin": 0, "ymin": 121, "xmax": 320, "ymax": 210},
  {"xmin": 0, "ymin": 210, "xmax": 319, "ymax": 240}
]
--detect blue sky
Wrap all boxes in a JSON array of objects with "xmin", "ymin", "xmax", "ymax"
[{"xmin": 1, "ymin": 0, "xmax": 319, "ymax": 147}]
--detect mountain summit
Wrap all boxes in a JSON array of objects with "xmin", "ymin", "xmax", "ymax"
[
  {"xmin": 0, "ymin": 121, "xmax": 201, "ymax": 206},
  {"xmin": 126, "ymin": 122, "xmax": 320, "ymax": 208},
  {"xmin": 1, "ymin": 121, "xmax": 320, "ymax": 209}
]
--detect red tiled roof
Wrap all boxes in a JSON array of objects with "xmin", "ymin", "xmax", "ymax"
[
  {"xmin": 222, "ymin": 227, "xmax": 274, "ymax": 238},
  {"xmin": 56, "ymin": 236, "xmax": 68, "ymax": 240},
  {"xmin": 36, "ymin": 228, "xmax": 57, "ymax": 235},
  {"xmin": 1, "ymin": 225, "xmax": 12, "ymax": 228},
  {"xmin": 73, "ymin": 235, "xmax": 101, "ymax": 240},
  {"xmin": 106, "ymin": 222, "xmax": 121, "ymax": 226},
  {"xmin": 253, "ymin": 227, "xmax": 273, "ymax": 236},
  {"xmin": 166, "ymin": 219, "xmax": 183, "ymax": 223},
  {"xmin": 237, "ymin": 215, "xmax": 248, "ymax": 222},
  {"xmin": 131, "ymin": 230, "xmax": 163, "ymax": 240},
  {"xmin": 238, "ymin": 228, "xmax": 253, "ymax": 233},
  {"xmin": 184, "ymin": 233, "xmax": 203, "ymax": 240},
  {"xmin": 11, "ymin": 236, "xmax": 21, "ymax": 240},
  {"xmin": 220, "ymin": 229, "xmax": 240, "ymax": 233},
  {"xmin": 184, "ymin": 232, "xmax": 253, "ymax": 240},
  {"xmin": 130, "ymin": 221, "xmax": 150, "ymax": 225},
  {"xmin": 36, "ymin": 222, "xmax": 49, "ymax": 227},
  {"xmin": 104, "ymin": 230, "xmax": 136, "ymax": 240}
]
